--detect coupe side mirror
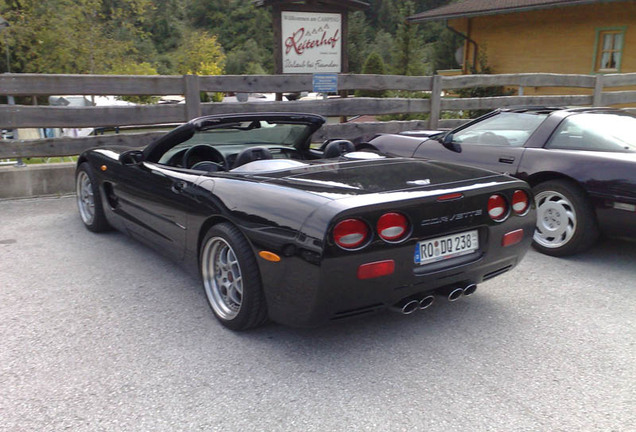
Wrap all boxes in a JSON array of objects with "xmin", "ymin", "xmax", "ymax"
[
  {"xmin": 441, "ymin": 133, "xmax": 462, "ymax": 153},
  {"xmin": 119, "ymin": 150, "xmax": 144, "ymax": 166}
]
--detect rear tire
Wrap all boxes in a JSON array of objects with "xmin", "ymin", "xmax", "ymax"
[
  {"xmin": 76, "ymin": 162, "xmax": 111, "ymax": 232},
  {"xmin": 532, "ymin": 179, "xmax": 599, "ymax": 256},
  {"xmin": 200, "ymin": 223, "xmax": 268, "ymax": 330}
]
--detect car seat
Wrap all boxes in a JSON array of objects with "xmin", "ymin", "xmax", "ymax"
[
  {"xmin": 323, "ymin": 140, "xmax": 356, "ymax": 158},
  {"xmin": 232, "ymin": 147, "xmax": 273, "ymax": 168}
]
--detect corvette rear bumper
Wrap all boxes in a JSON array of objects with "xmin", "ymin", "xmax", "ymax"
[{"xmin": 260, "ymin": 223, "xmax": 533, "ymax": 327}]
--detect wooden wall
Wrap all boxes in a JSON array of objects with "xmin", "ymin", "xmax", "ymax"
[{"xmin": 449, "ymin": 2, "xmax": 636, "ymax": 96}]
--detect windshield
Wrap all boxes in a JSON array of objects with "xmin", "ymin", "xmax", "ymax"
[
  {"xmin": 156, "ymin": 120, "xmax": 314, "ymax": 165},
  {"xmin": 452, "ymin": 112, "xmax": 548, "ymax": 147},
  {"xmin": 196, "ymin": 121, "xmax": 312, "ymax": 146},
  {"xmin": 546, "ymin": 113, "xmax": 636, "ymax": 152}
]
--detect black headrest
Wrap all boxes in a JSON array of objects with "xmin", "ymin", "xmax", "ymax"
[
  {"xmin": 232, "ymin": 146, "xmax": 273, "ymax": 168},
  {"xmin": 323, "ymin": 140, "xmax": 356, "ymax": 158}
]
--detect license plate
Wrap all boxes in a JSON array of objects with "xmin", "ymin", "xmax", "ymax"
[{"xmin": 414, "ymin": 230, "xmax": 479, "ymax": 265}]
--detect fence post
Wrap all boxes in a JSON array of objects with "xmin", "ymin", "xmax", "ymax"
[
  {"xmin": 428, "ymin": 75, "xmax": 442, "ymax": 130},
  {"xmin": 593, "ymin": 74, "xmax": 604, "ymax": 107},
  {"xmin": 184, "ymin": 74, "xmax": 201, "ymax": 120}
]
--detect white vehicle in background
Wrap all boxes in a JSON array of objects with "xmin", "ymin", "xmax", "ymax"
[{"xmin": 48, "ymin": 95, "xmax": 135, "ymax": 138}]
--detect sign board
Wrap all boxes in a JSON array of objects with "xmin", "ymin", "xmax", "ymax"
[
  {"xmin": 312, "ymin": 73, "xmax": 338, "ymax": 93},
  {"xmin": 281, "ymin": 11, "xmax": 342, "ymax": 74}
]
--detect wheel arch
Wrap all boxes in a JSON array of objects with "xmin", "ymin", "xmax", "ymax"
[
  {"xmin": 76, "ymin": 154, "xmax": 91, "ymax": 170},
  {"xmin": 526, "ymin": 171, "xmax": 586, "ymax": 193},
  {"xmin": 197, "ymin": 216, "xmax": 250, "ymax": 263},
  {"xmin": 526, "ymin": 171, "xmax": 598, "ymax": 215}
]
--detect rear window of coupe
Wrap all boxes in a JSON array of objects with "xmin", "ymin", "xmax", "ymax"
[{"xmin": 546, "ymin": 113, "xmax": 636, "ymax": 152}]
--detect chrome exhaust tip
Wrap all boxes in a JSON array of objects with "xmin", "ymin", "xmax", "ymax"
[
  {"xmin": 447, "ymin": 288, "xmax": 464, "ymax": 302},
  {"xmin": 463, "ymin": 284, "xmax": 477, "ymax": 296},
  {"xmin": 418, "ymin": 295, "xmax": 435, "ymax": 310},
  {"xmin": 390, "ymin": 299, "xmax": 420, "ymax": 315}
]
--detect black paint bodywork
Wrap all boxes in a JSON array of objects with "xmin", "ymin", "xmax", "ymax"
[
  {"xmin": 370, "ymin": 107, "xmax": 636, "ymax": 240},
  {"xmin": 77, "ymin": 113, "xmax": 536, "ymax": 327}
]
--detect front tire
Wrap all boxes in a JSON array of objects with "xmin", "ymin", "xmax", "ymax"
[
  {"xmin": 532, "ymin": 180, "xmax": 599, "ymax": 256},
  {"xmin": 200, "ymin": 223, "xmax": 268, "ymax": 330},
  {"xmin": 76, "ymin": 162, "xmax": 111, "ymax": 232}
]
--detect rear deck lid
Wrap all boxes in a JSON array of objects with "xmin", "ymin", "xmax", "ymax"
[{"xmin": 262, "ymin": 158, "xmax": 504, "ymax": 197}]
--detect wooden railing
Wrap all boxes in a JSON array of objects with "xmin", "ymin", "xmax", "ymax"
[{"xmin": 1, "ymin": 72, "xmax": 635, "ymax": 159}]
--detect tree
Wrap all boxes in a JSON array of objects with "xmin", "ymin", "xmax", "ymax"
[
  {"xmin": 393, "ymin": 1, "xmax": 427, "ymax": 76},
  {"xmin": 175, "ymin": 30, "xmax": 226, "ymax": 101},
  {"xmin": 175, "ymin": 30, "xmax": 225, "ymax": 76},
  {"xmin": 225, "ymin": 39, "xmax": 266, "ymax": 75},
  {"xmin": 109, "ymin": 61, "xmax": 159, "ymax": 104},
  {"xmin": 186, "ymin": 0, "xmax": 273, "ymax": 72},
  {"xmin": 424, "ymin": 21, "xmax": 461, "ymax": 72},
  {"xmin": 355, "ymin": 52, "xmax": 388, "ymax": 98},
  {"xmin": 0, "ymin": 0, "xmax": 152, "ymax": 74},
  {"xmin": 346, "ymin": 11, "xmax": 371, "ymax": 73}
]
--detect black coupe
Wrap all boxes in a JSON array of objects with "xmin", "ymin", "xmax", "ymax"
[
  {"xmin": 368, "ymin": 107, "xmax": 636, "ymax": 256},
  {"xmin": 76, "ymin": 113, "xmax": 535, "ymax": 330}
]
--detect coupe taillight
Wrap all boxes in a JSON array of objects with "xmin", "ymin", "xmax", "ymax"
[
  {"xmin": 512, "ymin": 190, "xmax": 530, "ymax": 215},
  {"xmin": 488, "ymin": 194, "xmax": 509, "ymax": 222},
  {"xmin": 333, "ymin": 219, "xmax": 369, "ymax": 249},
  {"xmin": 377, "ymin": 212, "xmax": 409, "ymax": 242}
]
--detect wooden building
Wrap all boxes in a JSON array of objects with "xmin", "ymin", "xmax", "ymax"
[{"xmin": 408, "ymin": 0, "xmax": 635, "ymax": 92}]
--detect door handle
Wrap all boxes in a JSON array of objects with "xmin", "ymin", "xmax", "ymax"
[
  {"xmin": 498, "ymin": 156, "xmax": 515, "ymax": 164},
  {"xmin": 171, "ymin": 181, "xmax": 187, "ymax": 193}
]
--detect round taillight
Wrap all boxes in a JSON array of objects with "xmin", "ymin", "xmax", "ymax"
[
  {"xmin": 333, "ymin": 219, "xmax": 369, "ymax": 249},
  {"xmin": 488, "ymin": 194, "xmax": 508, "ymax": 222},
  {"xmin": 512, "ymin": 190, "xmax": 530, "ymax": 215},
  {"xmin": 377, "ymin": 212, "xmax": 409, "ymax": 242}
]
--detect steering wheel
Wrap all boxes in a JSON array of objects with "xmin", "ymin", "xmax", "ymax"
[{"xmin": 182, "ymin": 145, "xmax": 227, "ymax": 170}]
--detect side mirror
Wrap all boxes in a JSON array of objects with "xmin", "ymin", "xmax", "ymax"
[
  {"xmin": 441, "ymin": 133, "xmax": 462, "ymax": 153},
  {"xmin": 119, "ymin": 150, "xmax": 144, "ymax": 166}
]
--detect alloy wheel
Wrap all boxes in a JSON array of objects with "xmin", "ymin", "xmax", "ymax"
[
  {"xmin": 201, "ymin": 237, "xmax": 243, "ymax": 320},
  {"xmin": 76, "ymin": 170, "xmax": 95, "ymax": 225},
  {"xmin": 533, "ymin": 190, "xmax": 576, "ymax": 249}
]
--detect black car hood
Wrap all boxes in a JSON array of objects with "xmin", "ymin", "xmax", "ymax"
[{"xmin": 251, "ymin": 158, "xmax": 504, "ymax": 196}]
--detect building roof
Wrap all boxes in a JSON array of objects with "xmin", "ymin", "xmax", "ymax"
[{"xmin": 408, "ymin": 0, "xmax": 627, "ymax": 23}]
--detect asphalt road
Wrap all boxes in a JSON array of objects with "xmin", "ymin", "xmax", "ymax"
[{"xmin": 1, "ymin": 195, "xmax": 634, "ymax": 432}]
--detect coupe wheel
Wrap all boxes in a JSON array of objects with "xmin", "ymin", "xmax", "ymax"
[
  {"xmin": 200, "ymin": 223, "xmax": 268, "ymax": 330},
  {"xmin": 76, "ymin": 162, "xmax": 111, "ymax": 232},
  {"xmin": 532, "ymin": 180, "xmax": 599, "ymax": 256}
]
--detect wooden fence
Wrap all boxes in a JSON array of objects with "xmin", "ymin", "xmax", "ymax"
[{"xmin": 1, "ymin": 72, "xmax": 635, "ymax": 159}]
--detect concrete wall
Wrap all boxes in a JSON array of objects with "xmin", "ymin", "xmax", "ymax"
[{"xmin": 0, "ymin": 162, "xmax": 75, "ymax": 199}]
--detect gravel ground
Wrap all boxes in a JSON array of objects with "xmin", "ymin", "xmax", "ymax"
[{"xmin": 1, "ymin": 195, "xmax": 634, "ymax": 432}]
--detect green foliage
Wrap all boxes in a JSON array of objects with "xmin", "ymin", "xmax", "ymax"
[
  {"xmin": 423, "ymin": 21, "xmax": 462, "ymax": 72},
  {"xmin": 367, "ymin": 30, "xmax": 396, "ymax": 69},
  {"xmin": 0, "ymin": 0, "xmax": 461, "ymax": 84},
  {"xmin": 225, "ymin": 39, "xmax": 267, "ymax": 75},
  {"xmin": 186, "ymin": 0, "xmax": 273, "ymax": 73},
  {"xmin": 355, "ymin": 52, "xmax": 388, "ymax": 98},
  {"xmin": 456, "ymin": 48, "xmax": 514, "ymax": 117},
  {"xmin": 109, "ymin": 62, "xmax": 160, "ymax": 104},
  {"xmin": 394, "ymin": 1, "xmax": 428, "ymax": 76},
  {"xmin": 0, "ymin": 0, "xmax": 151, "ymax": 74},
  {"xmin": 379, "ymin": 91, "xmax": 430, "ymax": 121},
  {"xmin": 175, "ymin": 30, "xmax": 225, "ymax": 76},
  {"xmin": 346, "ymin": 11, "xmax": 372, "ymax": 73}
]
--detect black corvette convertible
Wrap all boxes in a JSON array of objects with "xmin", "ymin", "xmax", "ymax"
[
  {"xmin": 76, "ymin": 113, "xmax": 535, "ymax": 330},
  {"xmin": 368, "ymin": 107, "xmax": 636, "ymax": 256}
]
